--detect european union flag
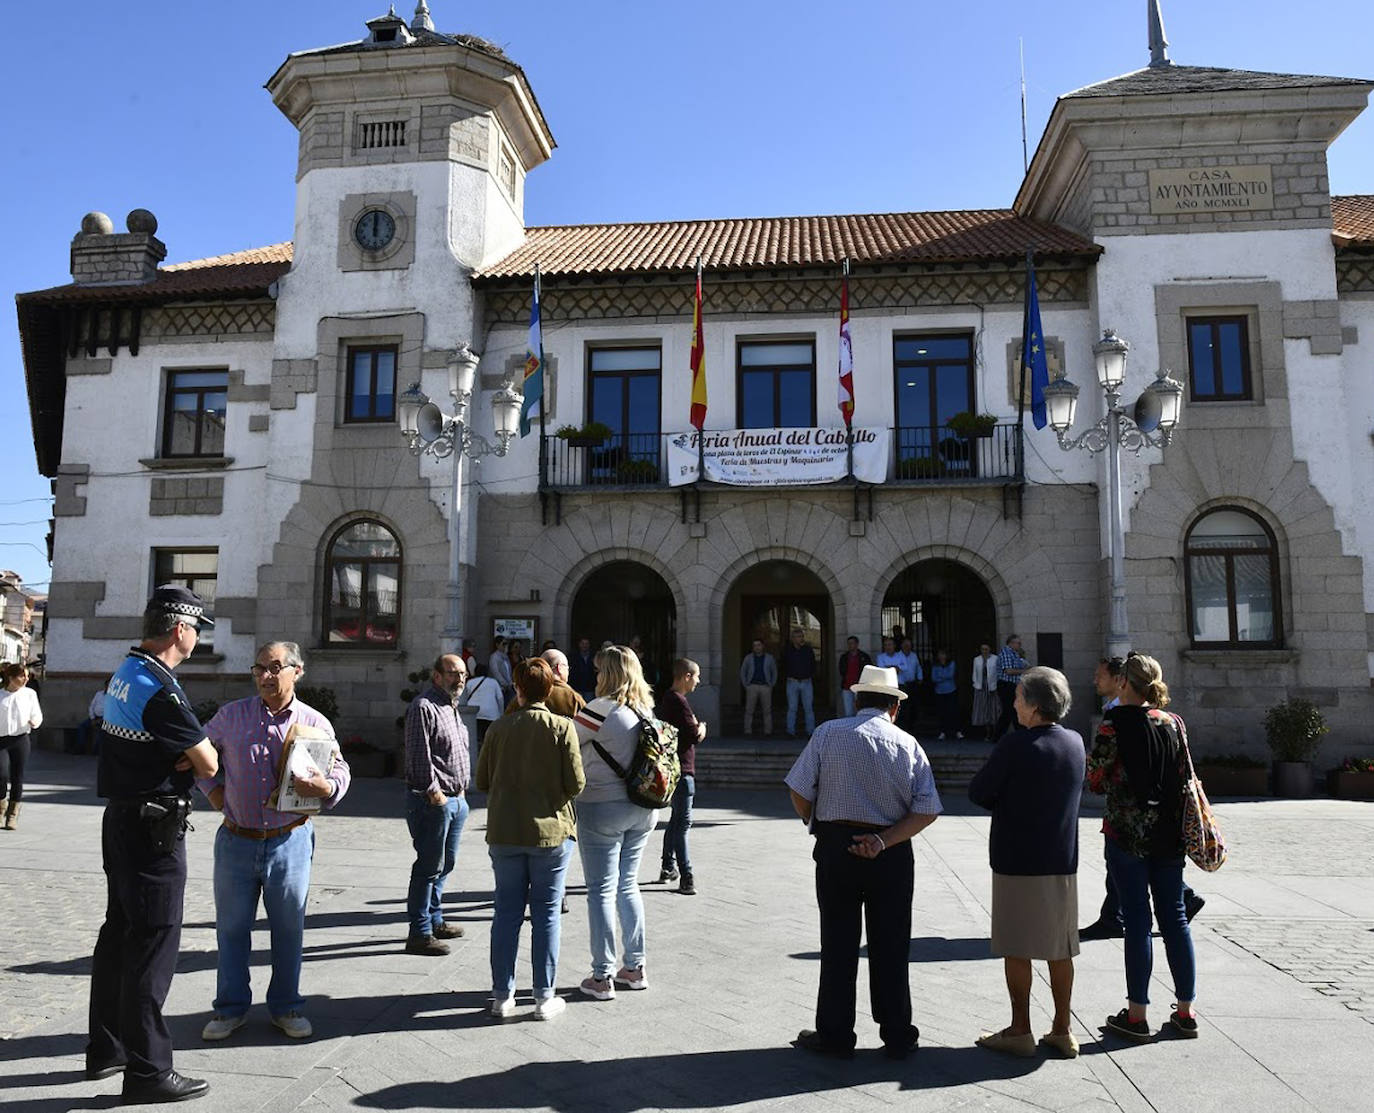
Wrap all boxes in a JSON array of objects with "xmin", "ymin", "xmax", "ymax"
[{"xmin": 1023, "ymin": 258, "xmax": 1050, "ymax": 430}]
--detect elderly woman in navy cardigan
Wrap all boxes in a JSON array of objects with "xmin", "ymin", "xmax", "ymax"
[{"xmin": 967, "ymin": 666, "xmax": 1085, "ymax": 1059}]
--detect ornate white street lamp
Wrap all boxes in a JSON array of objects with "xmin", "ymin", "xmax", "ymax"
[
  {"xmin": 1045, "ymin": 329, "xmax": 1184, "ymax": 659},
  {"xmin": 398, "ymin": 344, "xmax": 523, "ymax": 652}
]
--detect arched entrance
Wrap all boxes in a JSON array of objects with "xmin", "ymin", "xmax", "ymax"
[
  {"xmin": 882, "ymin": 558, "xmax": 997, "ymax": 729},
  {"xmin": 569, "ymin": 561, "xmax": 676, "ymax": 690},
  {"xmin": 723, "ymin": 560, "xmax": 832, "ymax": 730}
]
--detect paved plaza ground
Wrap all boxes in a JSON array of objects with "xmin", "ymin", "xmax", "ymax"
[{"xmin": 1, "ymin": 750, "xmax": 1371, "ymax": 1112}]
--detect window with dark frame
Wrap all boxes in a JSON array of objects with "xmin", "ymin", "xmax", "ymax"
[
  {"xmin": 323, "ymin": 520, "xmax": 402, "ymax": 647},
  {"xmin": 345, "ymin": 346, "xmax": 398, "ymax": 423},
  {"xmin": 737, "ymin": 339, "xmax": 815, "ymax": 429},
  {"xmin": 162, "ymin": 370, "xmax": 228, "ymax": 457},
  {"xmin": 153, "ymin": 549, "xmax": 217, "ymax": 651},
  {"xmin": 1186, "ymin": 315, "xmax": 1252, "ymax": 401},
  {"xmin": 892, "ymin": 334, "xmax": 975, "ymax": 464},
  {"xmin": 586, "ymin": 346, "xmax": 662, "ymax": 482},
  {"xmin": 1185, "ymin": 507, "xmax": 1282, "ymax": 648}
]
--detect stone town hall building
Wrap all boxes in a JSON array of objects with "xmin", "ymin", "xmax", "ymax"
[{"xmin": 17, "ymin": 6, "xmax": 1374, "ymax": 756}]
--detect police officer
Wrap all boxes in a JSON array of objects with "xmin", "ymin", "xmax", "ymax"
[{"xmin": 85, "ymin": 586, "xmax": 219, "ymax": 1104}]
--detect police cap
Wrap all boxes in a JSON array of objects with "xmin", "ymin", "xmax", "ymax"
[{"xmin": 145, "ymin": 584, "xmax": 214, "ymax": 627}]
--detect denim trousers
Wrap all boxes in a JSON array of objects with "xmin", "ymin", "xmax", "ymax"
[
  {"xmin": 786, "ymin": 679, "xmax": 815, "ymax": 735},
  {"xmin": 405, "ymin": 793, "xmax": 469, "ymax": 938},
  {"xmin": 578, "ymin": 799, "xmax": 655, "ymax": 979},
  {"xmin": 212, "ymin": 821, "xmax": 315, "ymax": 1018},
  {"xmin": 841, "ymin": 690, "xmax": 857, "ymax": 717},
  {"xmin": 1104, "ymin": 838, "xmax": 1196, "ymax": 1006},
  {"xmin": 488, "ymin": 840, "xmax": 573, "ymax": 1001},
  {"xmin": 660, "ymin": 774, "xmax": 695, "ymax": 875}
]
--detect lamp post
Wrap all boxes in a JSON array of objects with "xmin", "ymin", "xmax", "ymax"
[
  {"xmin": 398, "ymin": 344, "xmax": 523, "ymax": 653},
  {"xmin": 1043, "ymin": 329, "xmax": 1184, "ymax": 660}
]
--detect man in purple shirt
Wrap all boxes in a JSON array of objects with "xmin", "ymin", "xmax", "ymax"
[
  {"xmin": 403, "ymin": 652, "xmax": 471, "ymax": 956},
  {"xmin": 196, "ymin": 641, "xmax": 350, "ymax": 1042}
]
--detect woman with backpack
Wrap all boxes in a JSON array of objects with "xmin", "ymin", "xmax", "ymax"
[{"xmin": 571, "ymin": 645, "xmax": 659, "ymax": 1001}]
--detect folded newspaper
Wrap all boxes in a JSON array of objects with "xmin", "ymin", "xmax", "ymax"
[{"xmin": 268, "ymin": 722, "xmax": 339, "ymax": 814}]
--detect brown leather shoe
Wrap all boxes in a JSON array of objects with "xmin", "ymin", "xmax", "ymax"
[
  {"xmin": 404, "ymin": 935, "xmax": 451, "ymax": 956},
  {"xmin": 433, "ymin": 922, "xmax": 465, "ymax": 939}
]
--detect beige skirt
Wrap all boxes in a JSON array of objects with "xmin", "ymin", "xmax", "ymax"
[{"xmin": 990, "ymin": 872, "xmax": 1080, "ymax": 961}]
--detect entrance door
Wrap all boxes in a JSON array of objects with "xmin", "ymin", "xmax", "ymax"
[
  {"xmin": 569, "ymin": 561, "xmax": 676, "ymax": 690},
  {"xmin": 741, "ymin": 595, "xmax": 827, "ymax": 718}
]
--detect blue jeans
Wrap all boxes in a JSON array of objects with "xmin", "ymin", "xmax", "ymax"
[
  {"xmin": 578, "ymin": 800, "xmax": 655, "ymax": 979},
  {"xmin": 660, "ymin": 775, "xmax": 695, "ymax": 875},
  {"xmin": 212, "ymin": 821, "xmax": 314, "ymax": 1018},
  {"xmin": 1105, "ymin": 839, "xmax": 1196, "ymax": 1006},
  {"xmin": 786, "ymin": 679, "xmax": 816, "ymax": 735},
  {"xmin": 841, "ymin": 690, "xmax": 856, "ymax": 717},
  {"xmin": 406, "ymin": 793, "xmax": 468, "ymax": 938},
  {"xmin": 488, "ymin": 840, "xmax": 573, "ymax": 1001}
]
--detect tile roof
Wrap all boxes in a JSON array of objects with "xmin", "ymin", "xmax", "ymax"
[
  {"xmin": 17, "ymin": 244, "xmax": 292, "ymax": 306},
  {"xmin": 1065, "ymin": 64, "xmax": 1372, "ymax": 99},
  {"xmin": 474, "ymin": 210, "xmax": 1100, "ymax": 280},
  {"xmin": 1332, "ymin": 196, "xmax": 1374, "ymax": 247}
]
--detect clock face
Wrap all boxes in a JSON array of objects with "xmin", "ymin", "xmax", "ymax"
[{"xmin": 354, "ymin": 209, "xmax": 396, "ymax": 251}]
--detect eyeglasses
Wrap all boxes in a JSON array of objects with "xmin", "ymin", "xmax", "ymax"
[{"xmin": 251, "ymin": 662, "xmax": 297, "ymax": 677}]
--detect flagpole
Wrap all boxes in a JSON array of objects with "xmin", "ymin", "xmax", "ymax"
[
  {"xmin": 1016, "ymin": 249, "xmax": 1033, "ymax": 480},
  {"xmin": 535, "ymin": 263, "xmax": 547, "ymax": 486},
  {"xmin": 695, "ymin": 255, "xmax": 705, "ymax": 483},
  {"xmin": 843, "ymin": 258, "xmax": 854, "ymax": 481}
]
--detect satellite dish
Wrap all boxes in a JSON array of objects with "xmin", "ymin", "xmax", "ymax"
[
  {"xmin": 1134, "ymin": 389, "xmax": 1162, "ymax": 433},
  {"xmin": 417, "ymin": 402, "xmax": 447, "ymax": 443}
]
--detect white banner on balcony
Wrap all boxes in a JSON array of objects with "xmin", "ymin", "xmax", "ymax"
[{"xmin": 666, "ymin": 427, "xmax": 889, "ymax": 487}]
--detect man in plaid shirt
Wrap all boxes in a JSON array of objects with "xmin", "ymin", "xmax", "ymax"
[
  {"xmin": 403, "ymin": 653, "xmax": 471, "ymax": 956},
  {"xmin": 993, "ymin": 634, "xmax": 1030, "ymax": 741}
]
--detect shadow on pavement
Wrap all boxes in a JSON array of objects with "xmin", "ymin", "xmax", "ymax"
[{"xmin": 356, "ymin": 1044, "xmax": 1045, "ymax": 1109}]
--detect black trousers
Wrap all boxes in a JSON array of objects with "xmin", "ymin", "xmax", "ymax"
[
  {"xmin": 87, "ymin": 806, "xmax": 186, "ymax": 1083},
  {"xmin": 0, "ymin": 732, "xmax": 30, "ymax": 802},
  {"xmin": 993, "ymin": 681, "xmax": 1018, "ymax": 739},
  {"xmin": 813, "ymin": 823, "xmax": 914, "ymax": 1049}
]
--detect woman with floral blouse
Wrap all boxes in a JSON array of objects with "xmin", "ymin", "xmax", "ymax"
[{"xmin": 1086, "ymin": 652, "xmax": 1198, "ymax": 1043}]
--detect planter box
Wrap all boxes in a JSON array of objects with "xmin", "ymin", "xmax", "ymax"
[
  {"xmin": 1273, "ymin": 760, "xmax": 1314, "ymax": 798},
  {"xmin": 1194, "ymin": 765, "xmax": 1269, "ymax": 796},
  {"xmin": 345, "ymin": 749, "xmax": 390, "ymax": 778},
  {"xmin": 1328, "ymin": 770, "xmax": 1374, "ymax": 800},
  {"xmin": 563, "ymin": 436, "xmax": 607, "ymax": 449}
]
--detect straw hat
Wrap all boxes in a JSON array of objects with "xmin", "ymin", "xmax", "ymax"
[{"xmin": 850, "ymin": 664, "xmax": 906, "ymax": 700}]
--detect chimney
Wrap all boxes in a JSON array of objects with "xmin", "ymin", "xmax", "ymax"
[{"xmin": 69, "ymin": 208, "xmax": 166, "ymax": 285}]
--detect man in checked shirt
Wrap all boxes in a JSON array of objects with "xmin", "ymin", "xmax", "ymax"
[
  {"xmin": 196, "ymin": 641, "xmax": 351, "ymax": 1042},
  {"xmin": 785, "ymin": 664, "xmax": 942, "ymax": 1061},
  {"xmin": 402, "ymin": 652, "xmax": 471, "ymax": 956}
]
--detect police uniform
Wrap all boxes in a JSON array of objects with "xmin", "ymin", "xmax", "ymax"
[{"xmin": 86, "ymin": 615, "xmax": 207, "ymax": 1092}]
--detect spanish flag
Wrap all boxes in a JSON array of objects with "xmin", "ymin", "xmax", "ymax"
[
  {"xmin": 689, "ymin": 259, "xmax": 707, "ymax": 430},
  {"xmin": 518, "ymin": 265, "xmax": 542, "ymax": 438},
  {"xmin": 837, "ymin": 260, "xmax": 854, "ymax": 428}
]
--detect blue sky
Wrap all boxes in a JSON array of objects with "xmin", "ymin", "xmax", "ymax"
[{"xmin": 3, "ymin": 0, "xmax": 1371, "ymax": 597}]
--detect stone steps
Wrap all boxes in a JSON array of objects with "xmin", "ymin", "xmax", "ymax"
[{"xmin": 694, "ymin": 737, "xmax": 993, "ymax": 793}]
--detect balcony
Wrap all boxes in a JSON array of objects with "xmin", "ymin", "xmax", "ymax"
[{"xmin": 539, "ymin": 424, "xmax": 1024, "ymax": 491}]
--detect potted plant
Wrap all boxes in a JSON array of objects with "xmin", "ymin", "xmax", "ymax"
[
  {"xmin": 945, "ymin": 411, "xmax": 998, "ymax": 439},
  {"xmin": 1263, "ymin": 697, "xmax": 1328, "ymax": 797},
  {"xmin": 1192, "ymin": 753, "xmax": 1269, "ymax": 797},
  {"xmin": 615, "ymin": 458, "xmax": 660, "ymax": 484},
  {"xmin": 897, "ymin": 456, "xmax": 944, "ymax": 480},
  {"xmin": 555, "ymin": 421, "xmax": 613, "ymax": 448},
  {"xmin": 1328, "ymin": 756, "xmax": 1374, "ymax": 800}
]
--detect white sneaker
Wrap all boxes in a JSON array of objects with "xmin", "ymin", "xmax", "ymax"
[
  {"xmin": 271, "ymin": 1011, "xmax": 312, "ymax": 1039},
  {"xmin": 489, "ymin": 996, "xmax": 516, "ymax": 1020},
  {"xmin": 533, "ymin": 994, "xmax": 566, "ymax": 1021},
  {"xmin": 201, "ymin": 1013, "xmax": 246, "ymax": 1041}
]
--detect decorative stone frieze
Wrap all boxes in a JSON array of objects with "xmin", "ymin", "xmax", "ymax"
[{"xmin": 143, "ymin": 301, "xmax": 275, "ymax": 341}]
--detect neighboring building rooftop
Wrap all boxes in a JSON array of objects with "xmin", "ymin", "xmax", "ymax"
[{"xmin": 1065, "ymin": 64, "xmax": 1373, "ymax": 99}]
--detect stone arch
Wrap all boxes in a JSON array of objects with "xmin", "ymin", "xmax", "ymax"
[
  {"xmin": 870, "ymin": 544, "xmax": 1016, "ymax": 640},
  {"xmin": 553, "ymin": 546, "xmax": 689, "ymax": 652},
  {"xmin": 708, "ymin": 545, "xmax": 848, "ymax": 665}
]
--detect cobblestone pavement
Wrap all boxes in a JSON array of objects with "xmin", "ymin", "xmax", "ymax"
[{"xmin": 2, "ymin": 752, "xmax": 1373, "ymax": 1113}]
